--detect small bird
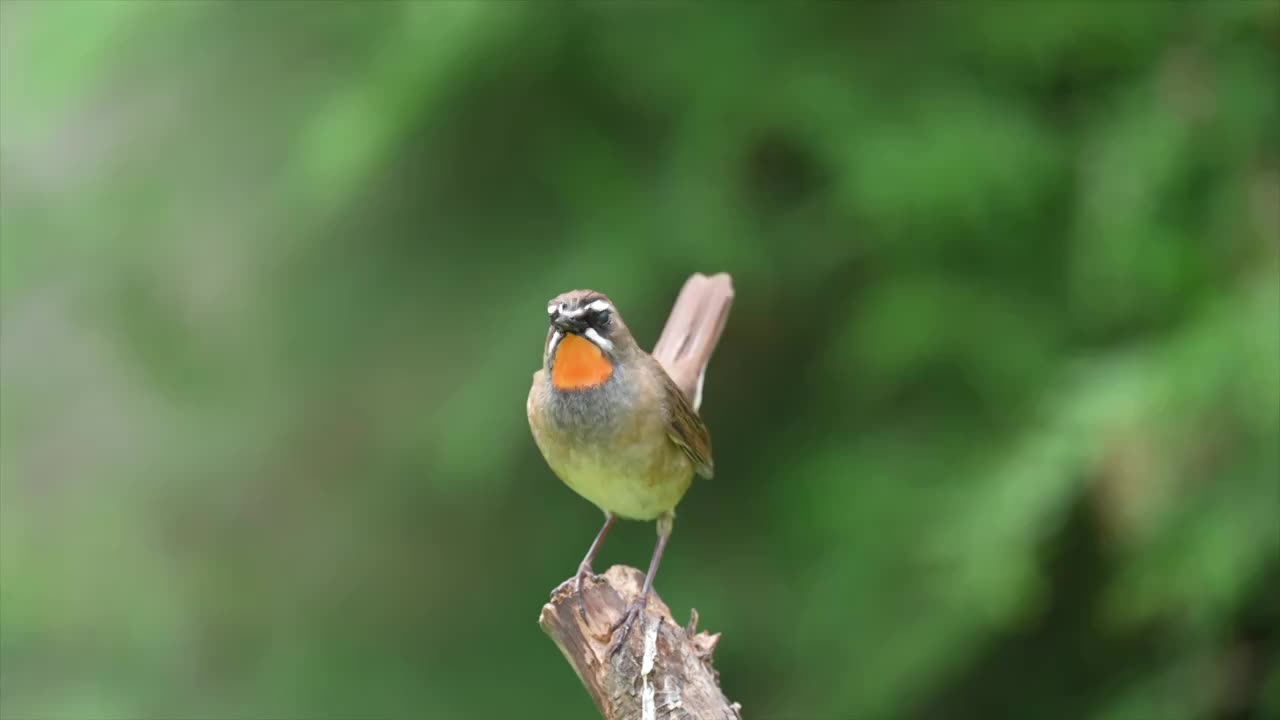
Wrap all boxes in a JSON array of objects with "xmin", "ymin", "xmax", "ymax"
[{"xmin": 527, "ymin": 273, "xmax": 734, "ymax": 652}]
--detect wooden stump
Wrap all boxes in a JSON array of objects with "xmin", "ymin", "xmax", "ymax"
[{"xmin": 539, "ymin": 565, "xmax": 742, "ymax": 720}]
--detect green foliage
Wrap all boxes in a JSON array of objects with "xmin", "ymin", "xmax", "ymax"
[{"xmin": 1, "ymin": 2, "xmax": 1276, "ymax": 719}]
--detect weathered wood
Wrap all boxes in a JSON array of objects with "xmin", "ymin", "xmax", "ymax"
[{"xmin": 539, "ymin": 565, "xmax": 742, "ymax": 720}]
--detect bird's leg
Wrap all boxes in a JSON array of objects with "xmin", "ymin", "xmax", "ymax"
[
  {"xmin": 609, "ymin": 512, "xmax": 673, "ymax": 657},
  {"xmin": 573, "ymin": 512, "xmax": 616, "ymax": 623}
]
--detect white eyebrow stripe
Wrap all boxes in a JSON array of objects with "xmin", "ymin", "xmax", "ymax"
[
  {"xmin": 557, "ymin": 299, "xmax": 613, "ymax": 318},
  {"xmin": 547, "ymin": 303, "xmax": 558, "ymax": 316},
  {"xmin": 583, "ymin": 327, "xmax": 613, "ymax": 352}
]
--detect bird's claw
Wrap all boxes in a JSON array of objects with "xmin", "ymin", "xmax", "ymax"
[
  {"xmin": 573, "ymin": 564, "xmax": 599, "ymax": 624},
  {"xmin": 607, "ymin": 596, "xmax": 648, "ymax": 658}
]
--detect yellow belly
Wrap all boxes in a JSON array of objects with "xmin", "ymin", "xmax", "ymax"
[
  {"xmin": 528, "ymin": 391, "xmax": 693, "ymax": 520},
  {"xmin": 551, "ymin": 439, "xmax": 693, "ymax": 520}
]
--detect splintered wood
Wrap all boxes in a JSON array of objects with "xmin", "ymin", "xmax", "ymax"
[{"xmin": 538, "ymin": 565, "xmax": 742, "ymax": 720}]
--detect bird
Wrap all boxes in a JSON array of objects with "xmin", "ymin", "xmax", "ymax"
[{"xmin": 527, "ymin": 272, "xmax": 734, "ymax": 653}]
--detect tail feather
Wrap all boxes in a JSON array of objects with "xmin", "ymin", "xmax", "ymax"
[{"xmin": 651, "ymin": 273, "xmax": 734, "ymax": 410}]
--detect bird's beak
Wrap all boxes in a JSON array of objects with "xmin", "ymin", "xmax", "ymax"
[{"xmin": 552, "ymin": 314, "xmax": 586, "ymax": 334}]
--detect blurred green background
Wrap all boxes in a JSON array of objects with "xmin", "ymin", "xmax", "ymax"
[{"xmin": 1, "ymin": 1, "xmax": 1277, "ymax": 718}]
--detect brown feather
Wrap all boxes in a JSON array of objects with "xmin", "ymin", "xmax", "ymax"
[
  {"xmin": 651, "ymin": 273, "xmax": 735, "ymax": 410},
  {"xmin": 650, "ymin": 272, "xmax": 733, "ymax": 480},
  {"xmin": 656, "ymin": 362, "xmax": 714, "ymax": 479}
]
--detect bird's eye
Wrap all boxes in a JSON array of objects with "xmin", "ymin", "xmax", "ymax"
[{"xmin": 595, "ymin": 310, "xmax": 611, "ymax": 326}]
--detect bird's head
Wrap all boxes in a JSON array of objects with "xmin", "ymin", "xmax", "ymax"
[{"xmin": 543, "ymin": 290, "xmax": 633, "ymax": 390}]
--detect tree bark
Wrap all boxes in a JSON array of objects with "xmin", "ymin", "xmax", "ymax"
[{"xmin": 538, "ymin": 565, "xmax": 742, "ymax": 720}]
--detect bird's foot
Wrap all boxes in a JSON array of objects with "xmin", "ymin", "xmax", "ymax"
[
  {"xmin": 607, "ymin": 593, "xmax": 649, "ymax": 658},
  {"xmin": 551, "ymin": 563, "xmax": 600, "ymax": 598},
  {"xmin": 572, "ymin": 563, "xmax": 600, "ymax": 624}
]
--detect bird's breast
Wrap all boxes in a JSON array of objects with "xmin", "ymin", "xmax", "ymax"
[{"xmin": 527, "ymin": 369, "xmax": 693, "ymax": 520}]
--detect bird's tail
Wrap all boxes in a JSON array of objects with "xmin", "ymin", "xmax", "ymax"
[{"xmin": 651, "ymin": 272, "xmax": 735, "ymax": 411}]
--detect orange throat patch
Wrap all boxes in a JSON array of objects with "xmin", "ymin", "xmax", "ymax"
[{"xmin": 551, "ymin": 334, "xmax": 614, "ymax": 390}]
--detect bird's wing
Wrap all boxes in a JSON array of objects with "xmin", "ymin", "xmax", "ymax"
[{"xmin": 660, "ymin": 368, "xmax": 714, "ymax": 479}]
